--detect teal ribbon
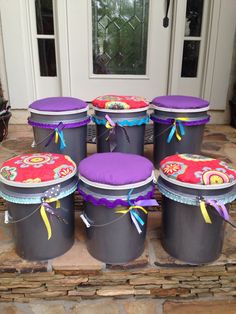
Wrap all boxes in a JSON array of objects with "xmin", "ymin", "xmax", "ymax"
[
  {"xmin": 167, "ymin": 120, "xmax": 185, "ymax": 143},
  {"xmin": 131, "ymin": 210, "xmax": 145, "ymax": 226},
  {"xmin": 55, "ymin": 128, "xmax": 67, "ymax": 150},
  {"xmin": 127, "ymin": 188, "xmax": 145, "ymax": 226},
  {"xmin": 92, "ymin": 115, "xmax": 150, "ymax": 127}
]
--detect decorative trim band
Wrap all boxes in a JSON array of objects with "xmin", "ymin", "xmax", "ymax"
[
  {"xmin": 28, "ymin": 117, "xmax": 91, "ymax": 129},
  {"xmin": 92, "ymin": 115, "xmax": 150, "ymax": 127},
  {"xmin": 0, "ymin": 180, "xmax": 77, "ymax": 204},
  {"xmin": 150, "ymin": 115, "xmax": 210, "ymax": 126},
  {"xmin": 78, "ymin": 185, "xmax": 155, "ymax": 208}
]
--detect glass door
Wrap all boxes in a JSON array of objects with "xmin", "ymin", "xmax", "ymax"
[
  {"xmin": 172, "ymin": 0, "xmax": 210, "ymax": 97},
  {"xmin": 67, "ymin": 0, "xmax": 172, "ymax": 101}
]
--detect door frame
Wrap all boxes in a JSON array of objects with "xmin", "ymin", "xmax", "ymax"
[{"xmin": 0, "ymin": 0, "xmax": 235, "ymax": 113}]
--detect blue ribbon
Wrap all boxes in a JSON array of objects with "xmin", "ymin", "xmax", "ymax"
[
  {"xmin": 167, "ymin": 119, "xmax": 186, "ymax": 143},
  {"xmin": 127, "ymin": 188, "xmax": 134, "ymax": 206},
  {"xmin": 45, "ymin": 122, "xmax": 66, "ymax": 150},
  {"xmin": 178, "ymin": 120, "xmax": 185, "ymax": 136},
  {"xmin": 56, "ymin": 128, "xmax": 67, "ymax": 150},
  {"xmin": 130, "ymin": 209, "xmax": 145, "ymax": 226},
  {"xmin": 167, "ymin": 123, "xmax": 176, "ymax": 143}
]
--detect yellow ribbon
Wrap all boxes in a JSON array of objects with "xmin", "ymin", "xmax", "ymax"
[
  {"xmin": 116, "ymin": 205, "xmax": 148, "ymax": 215},
  {"xmin": 55, "ymin": 130, "xmax": 59, "ymax": 143},
  {"xmin": 40, "ymin": 198, "xmax": 61, "ymax": 240},
  {"xmin": 199, "ymin": 200, "xmax": 212, "ymax": 224},
  {"xmin": 173, "ymin": 121, "xmax": 181, "ymax": 141},
  {"xmin": 176, "ymin": 117, "xmax": 189, "ymax": 122},
  {"xmin": 175, "ymin": 118, "xmax": 189, "ymax": 141},
  {"xmin": 105, "ymin": 121, "xmax": 114, "ymax": 129}
]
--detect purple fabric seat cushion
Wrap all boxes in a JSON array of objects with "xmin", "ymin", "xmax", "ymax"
[
  {"xmin": 29, "ymin": 97, "xmax": 87, "ymax": 112},
  {"xmin": 152, "ymin": 95, "xmax": 209, "ymax": 110},
  {"xmin": 79, "ymin": 153, "xmax": 154, "ymax": 186}
]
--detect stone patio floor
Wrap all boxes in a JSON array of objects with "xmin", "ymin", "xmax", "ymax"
[{"xmin": 0, "ymin": 124, "xmax": 236, "ymax": 313}]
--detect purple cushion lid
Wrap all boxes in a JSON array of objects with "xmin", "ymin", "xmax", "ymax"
[
  {"xmin": 152, "ymin": 95, "xmax": 209, "ymax": 109},
  {"xmin": 79, "ymin": 153, "xmax": 154, "ymax": 186},
  {"xmin": 29, "ymin": 97, "xmax": 87, "ymax": 112}
]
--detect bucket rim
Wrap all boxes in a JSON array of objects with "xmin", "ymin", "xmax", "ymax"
[
  {"xmin": 159, "ymin": 169, "xmax": 236, "ymax": 190},
  {"xmin": 151, "ymin": 104, "xmax": 209, "ymax": 113},
  {"xmin": 0, "ymin": 169, "xmax": 77, "ymax": 188},
  {"xmin": 92, "ymin": 106, "xmax": 148, "ymax": 113},
  {"xmin": 78, "ymin": 171, "xmax": 155, "ymax": 190},
  {"xmin": 0, "ymin": 177, "xmax": 77, "ymax": 204},
  {"xmin": 28, "ymin": 106, "xmax": 88, "ymax": 116}
]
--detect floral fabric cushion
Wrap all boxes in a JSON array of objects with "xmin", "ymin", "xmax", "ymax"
[
  {"xmin": 160, "ymin": 154, "xmax": 236, "ymax": 186},
  {"xmin": 92, "ymin": 95, "xmax": 149, "ymax": 110},
  {"xmin": 0, "ymin": 153, "xmax": 76, "ymax": 185}
]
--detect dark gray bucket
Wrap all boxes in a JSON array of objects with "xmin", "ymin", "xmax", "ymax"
[
  {"xmin": 78, "ymin": 178, "xmax": 155, "ymax": 264},
  {"xmin": 92, "ymin": 108, "xmax": 149, "ymax": 155},
  {"xmin": 158, "ymin": 175, "xmax": 236, "ymax": 264},
  {"xmin": 151, "ymin": 109, "xmax": 210, "ymax": 168},
  {"xmin": 0, "ymin": 175, "xmax": 77, "ymax": 261},
  {"xmin": 28, "ymin": 107, "xmax": 90, "ymax": 165}
]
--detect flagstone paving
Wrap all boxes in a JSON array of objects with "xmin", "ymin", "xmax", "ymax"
[{"xmin": 0, "ymin": 124, "xmax": 236, "ymax": 312}]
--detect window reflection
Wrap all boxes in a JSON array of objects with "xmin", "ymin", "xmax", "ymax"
[
  {"xmin": 35, "ymin": 0, "xmax": 54, "ymax": 35},
  {"xmin": 92, "ymin": 0, "xmax": 149, "ymax": 75},
  {"xmin": 185, "ymin": 0, "xmax": 204, "ymax": 37},
  {"xmin": 37, "ymin": 39, "xmax": 57, "ymax": 76},
  {"xmin": 181, "ymin": 40, "xmax": 200, "ymax": 77}
]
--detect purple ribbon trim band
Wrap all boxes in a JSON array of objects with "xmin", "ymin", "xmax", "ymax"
[
  {"xmin": 77, "ymin": 186, "xmax": 155, "ymax": 209},
  {"xmin": 28, "ymin": 117, "xmax": 91, "ymax": 129},
  {"xmin": 150, "ymin": 116, "xmax": 210, "ymax": 126}
]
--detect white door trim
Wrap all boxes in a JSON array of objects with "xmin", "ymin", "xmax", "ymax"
[
  {"xmin": 203, "ymin": 0, "xmax": 236, "ymax": 110},
  {"xmin": 54, "ymin": 0, "xmax": 71, "ymax": 96},
  {"xmin": 0, "ymin": 0, "xmax": 36, "ymax": 110},
  {"xmin": 168, "ymin": 0, "xmax": 210, "ymax": 97}
]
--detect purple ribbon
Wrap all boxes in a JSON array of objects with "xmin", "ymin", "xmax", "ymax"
[
  {"xmin": 150, "ymin": 116, "xmax": 210, "ymax": 126},
  {"xmin": 206, "ymin": 199, "xmax": 229, "ymax": 221},
  {"xmin": 135, "ymin": 199, "xmax": 159, "ymax": 207},
  {"xmin": 28, "ymin": 117, "xmax": 91, "ymax": 129},
  {"xmin": 105, "ymin": 115, "xmax": 130, "ymax": 152},
  {"xmin": 45, "ymin": 122, "xmax": 66, "ymax": 149},
  {"xmin": 41, "ymin": 201, "xmax": 67, "ymax": 224}
]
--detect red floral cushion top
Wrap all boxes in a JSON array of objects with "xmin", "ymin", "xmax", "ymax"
[
  {"xmin": 0, "ymin": 153, "xmax": 76, "ymax": 187},
  {"xmin": 160, "ymin": 154, "xmax": 236, "ymax": 187},
  {"xmin": 92, "ymin": 95, "xmax": 149, "ymax": 110}
]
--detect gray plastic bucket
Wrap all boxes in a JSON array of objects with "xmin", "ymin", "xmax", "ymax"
[
  {"xmin": 151, "ymin": 109, "xmax": 210, "ymax": 168},
  {"xmin": 0, "ymin": 175, "xmax": 77, "ymax": 261},
  {"xmin": 78, "ymin": 176, "xmax": 155, "ymax": 264},
  {"xmin": 92, "ymin": 107, "xmax": 149, "ymax": 155},
  {"xmin": 28, "ymin": 107, "xmax": 90, "ymax": 165},
  {"xmin": 157, "ymin": 175, "xmax": 236, "ymax": 264}
]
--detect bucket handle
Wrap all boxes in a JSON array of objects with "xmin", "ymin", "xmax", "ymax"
[
  {"xmin": 80, "ymin": 198, "xmax": 158, "ymax": 233},
  {"xmin": 201, "ymin": 198, "xmax": 236, "ymax": 228}
]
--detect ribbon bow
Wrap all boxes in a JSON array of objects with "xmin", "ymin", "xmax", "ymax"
[
  {"xmin": 198, "ymin": 198, "xmax": 230, "ymax": 224},
  {"xmin": 105, "ymin": 115, "xmax": 130, "ymax": 152},
  {"xmin": 45, "ymin": 122, "xmax": 66, "ymax": 150},
  {"xmin": 40, "ymin": 185, "xmax": 67, "ymax": 240},
  {"xmin": 116, "ymin": 189, "xmax": 158, "ymax": 234},
  {"xmin": 167, "ymin": 118, "xmax": 189, "ymax": 143}
]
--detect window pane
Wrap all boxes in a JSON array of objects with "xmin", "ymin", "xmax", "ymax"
[
  {"xmin": 181, "ymin": 40, "xmax": 200, "ymax": 77},
  {"xmin": 37, "ymin": 39, "xmax": 57, "ymax": 76},
  {"xmin": 185, "ymin": 0, "xmax": 204, "ymax": 37},
  {"xmin": 92, "ymin": 0, "xmax": 149, "ymax": 75},
  {"xmin": 35, "ymin": 0, "xmax": 54, "ymax": 35}
]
